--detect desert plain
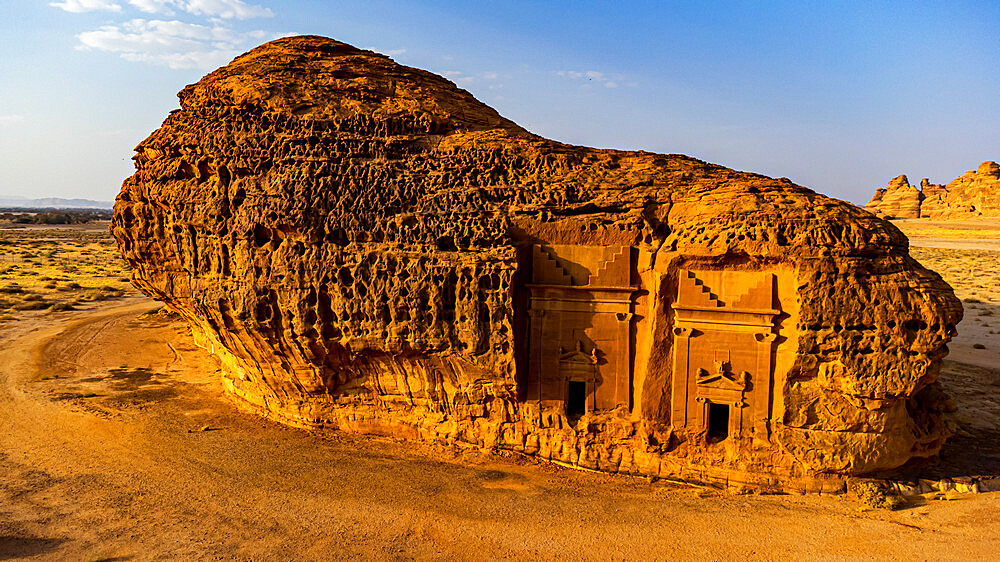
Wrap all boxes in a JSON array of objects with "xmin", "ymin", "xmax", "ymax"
[{"xmin": 0, "ymin": 216, "xmax": 997, "ymax": 559}]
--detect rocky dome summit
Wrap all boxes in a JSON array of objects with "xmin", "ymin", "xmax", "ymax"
[
  {"xmin": 112, "ymin": 36, "xmax": 961, "ymax": 492},
  {"xmin": 183, "ymin": 36, "xmax": 524, "ymax": 135}
]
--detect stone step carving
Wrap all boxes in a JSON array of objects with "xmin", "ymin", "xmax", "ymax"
[
  {"xmin": 678, "ymin": 270, "xmax": 723, "ymax": 308},
  {"xmin": 532, "ymin": 245, "xmax": 574, "ymax": 286},
  {"xmin": 587, "ymin": 246, "xmax": 629, "ymax": 287}
]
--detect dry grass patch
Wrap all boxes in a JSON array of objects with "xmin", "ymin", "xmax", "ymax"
[
  {"xmin": 910, "ymin": 247, "xmax": 1000, "ymax": 305},
  {"xmin": 0, "ymin": 224, "xmax": 137, "ymax": 317},
  {"xmin": 893, "ymin": 218, "xmax": 1000, "ymax": 240}
]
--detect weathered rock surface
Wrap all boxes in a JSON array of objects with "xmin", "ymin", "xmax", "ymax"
[
  {"xmin": 112, "ymin": 36, "xmax": 962, "ymax": 492},
  {"xmin": 864, "ymin": 175, "xmax": 922, "ymax": 219},
  {"xmin": 865, "ymin": 162, "xmax": 1000, "ymax": 219}
]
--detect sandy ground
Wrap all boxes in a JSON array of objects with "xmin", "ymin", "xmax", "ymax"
[
  {"xmin": 895, "ymin": 218, "xmax": 1000, "ymax": 371},
  {"xmin": 1, "ymin": 222, "xmax": 1000, "ymax": 560}
]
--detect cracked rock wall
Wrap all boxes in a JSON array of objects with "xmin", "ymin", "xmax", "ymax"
[{"xmin": 112, "ymin": 36, "xmax": 962, "ymax": 491}]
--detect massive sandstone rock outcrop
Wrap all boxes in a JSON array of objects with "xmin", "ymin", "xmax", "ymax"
[
  {"xmin": 112, "ymin": 36, "xmax": 962, "ymax": 492},
  {"xmin": 865, "ymin": 161, "xmax": 1000, "ymax": 219}
]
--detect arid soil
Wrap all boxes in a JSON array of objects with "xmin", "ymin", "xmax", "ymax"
[{"xmin": 2, "ymin": 223, "xmax": 1000, "ymax": 560}]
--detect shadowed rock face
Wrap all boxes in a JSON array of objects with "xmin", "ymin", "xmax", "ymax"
[{"xmin": 112, "ymin": 35, "xmax": 962, "ymax": 491}]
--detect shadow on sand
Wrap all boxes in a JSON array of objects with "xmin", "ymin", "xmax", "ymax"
[{"xmin": 0, "ymin": 536, "xmax": 67, "ymax": 560}]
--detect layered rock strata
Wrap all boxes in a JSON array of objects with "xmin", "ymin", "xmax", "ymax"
[
  {"xmin": 865, "ymin": 161, "xmax": 1000, "ymax": 219},
  {"xmin": 112, "ymin": 36, "xmax": 963, "ymax": 492}
]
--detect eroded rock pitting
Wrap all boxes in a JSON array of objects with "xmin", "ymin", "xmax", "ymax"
[{"xmin": 112, "ymin": 35, "xmax": 962, "ymax": 491}]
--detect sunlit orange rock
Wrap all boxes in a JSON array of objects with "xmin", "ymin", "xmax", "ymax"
[
  {"xmin": 864, "ymin": 174, "xmax": 922, "ymax": 219},
  {"xmin": 112, "ymin": 36, "xmax": 962, "ymax": 492},
  {"xmin": 865, "ymin": 161, "xmax": 1000, "ymax": 219}
]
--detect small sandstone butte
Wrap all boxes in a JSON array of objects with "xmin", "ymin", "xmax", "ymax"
[
  {"xmin": 112, "ymin": 36, "xmax": 962, "ymax": 492},
  {"xmin": 865, "ymin": 161, "xmax": 1000, "ymax": 219}
]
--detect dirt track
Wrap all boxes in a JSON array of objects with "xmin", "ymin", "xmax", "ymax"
[{"xmin": 1, "ymin": 298, "xmax": 999, "ymax": 560}]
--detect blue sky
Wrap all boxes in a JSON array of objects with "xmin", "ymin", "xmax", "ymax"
[{"xmin": 1, "ymin": 1, "xmax": 998, "ymax": 204}]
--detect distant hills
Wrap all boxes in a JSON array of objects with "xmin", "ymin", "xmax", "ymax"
[
  {"xmin": 864, "ymin": 161, "xmax": 1000, "ymax": 219},
  {"xmin": 0, "ymin": 196, "xmax": 113, "ymax": 209}
]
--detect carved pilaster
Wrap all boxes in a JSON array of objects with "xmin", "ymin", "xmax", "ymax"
[
  {"xmin": 753, "ymin": 331, "xmax": 778, "ymax": 440},
  {"xmin": 671, "ymin": 326, "xmax": 695, "ymax": 428}
]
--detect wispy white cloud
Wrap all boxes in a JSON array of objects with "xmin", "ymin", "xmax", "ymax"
[
  {"xmin": 50, "ymin": 0, "xmax": 122, "ymax": 13},
  {"xmin": 55, "ymin": 0, "xmax": 279, "ymax": 69},
  {"xmin": 125, "ymin": 0, "xmax": 272, "ymax": 19},
  {"xmin": 441, "ymin": 70, "xmax": 502, "ymax": 87},
  {"xmin": 128, "ymin": 0, "xmax": 176, "ymax": 15},
  {"xmin": 76, "ymin": 19, "xmax": 272, "ymax": 69},
  {"xmin": 182, "ymin": 0, "xmax": 272, "ymax": 20},
  {"xmin": 0, "ymin": 115, "xmax": 26, "ymax": 124},
  {"xmin": 556, "ymin": 69, "xmax": 625, "ymax": 89}
]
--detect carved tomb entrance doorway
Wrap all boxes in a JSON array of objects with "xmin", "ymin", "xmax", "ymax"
[
  {"xmin": 670, "ymin": 269, "xmax": 780, "ymax": 443},
  {"xmin": 525, "ymin": 244, "xmax": 637, "ymax": 420}
]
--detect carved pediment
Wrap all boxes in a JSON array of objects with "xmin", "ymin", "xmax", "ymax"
[
  {"xmin": 559, "ymin": 349, "xmax": 598, "ymax": 365},
  {"xmin": 696, "ymin": 361, "xmax": 749, "ymax": 392}
]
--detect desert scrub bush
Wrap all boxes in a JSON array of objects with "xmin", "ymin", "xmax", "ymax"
[
  {"xmin": 850, "ymin": 480, "xmax": 905, "ymax": 510},
  {"xmin": 82, "ymin": 290, "xmax": 123, "ymax": 302},
  {"xmin": 48, "ymin": 302, "xmax": 75, "ymax": 312},
  {"xmin": 973, "ymin": 343, "xmax": 987, "ymax": 350},
  {"xmin": 13, "ymin": 300, "xmax": 49, "ymax": 311},
  {"xmin": 0, "ymin": 283, "xmax": 23, "ymax": 294}
]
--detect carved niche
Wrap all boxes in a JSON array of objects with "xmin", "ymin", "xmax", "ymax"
[
  {"xmin": 670, "ymin": 269, "xmax": 779, "ymax": 442},
  {"xmin": 525, "ymin": 245, "xmax": 637, "ymax": 418}
]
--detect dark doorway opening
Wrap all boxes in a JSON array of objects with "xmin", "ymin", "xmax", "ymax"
[
  {"xmin": 707, "ymin": 402, "xmax": 729, "ymax": 441},
  {"xmin": 567, "ymin": 381, "xmax": 587, "ymax": 419}
]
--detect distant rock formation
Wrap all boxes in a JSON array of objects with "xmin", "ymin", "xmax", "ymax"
[
  {"xmin": 865, "ymin": 161, "xmax": 1000, "ymax": 219},
  {"xmin": 0, "ymin": 196, "xmax": 113, "ymax": 209},
  {"xmin": 112, "ymin": 36, "xmax": 962, "ymax": 492}
]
